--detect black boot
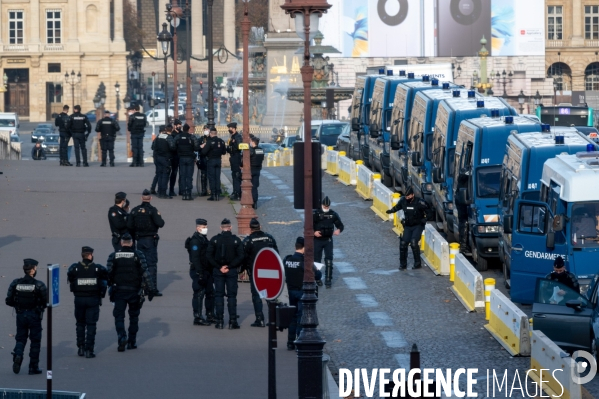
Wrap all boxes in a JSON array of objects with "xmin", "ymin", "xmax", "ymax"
[
  {"xmin": 214, "ymin": 317, "xmax": 224, "ymax": 329},
  {"xmin": 399, "ymin": 241, "xmax": 409, "ymax": 270},
  {"xmin": 206, "ymin": 312, "xmax": 216, "ymax": 323},
  {"xmin": 187, "ymin": 192, "xmax": 194, "ymax": 200},
  {"xmin": 65, "ymin": 161, "xmax": 73, "ymax": 166},
  {"xmin": 127, "ymin": 341, "xmax": 137, "ymax": 350},
  {"xmin": 28, "ymin": 363, "xmax": 42, "ymax": 375},
  {"xmin": 325, "ymin": 260, "xmax": 333, "ymax": 288},
  {"xmin": 200, "ymin": 173, "xmax": 208, "ymax": 196},
  {"xmin": 100, "ymin": 163, "xmax": 106, "ymax": 167},
  {"xmin": 76, "ymin": 162, "xmax": 81, "ymax": 167},
  {"xmin": 194, "ymin": 312, "xmax": 210, "ymax": 326},
  {"xmin": 411, "ymin": 241, "xmax": 422, "ymax": 269},
  {"xmin": 110, "ymin": 161, "xmax": 115, "ymax": 167},
  {"xmin": 60, "ymin": 160, "xmax": 65, "ymax": 166},
  {"xmin": 229, "ymin": 315, "xmax": 240, "ymax": 329},
  {"xmin": 118, "ymin": 334, "xmax": 127, "ymax": 352},
  {"xmin": 151, "ymin": 189, "xmax": 157, "ymax": 195},
  {"xmin": 129, "ymin": 163, "xmax": 136, "ymax": 167},
  {"xmin": 207, "ymin": 195, "xmax": 216, "ymax": 201},
  {"xmin": 83, "ymin": 162, "xmax": 89, "ymax": 167},
  {"xmin": 250, "ymin": 313, "xmax": 265, "ymax": 327},
  {"xmin": 12, "ymin": 352, "xmax": 22, "ymax": 374},
  {"xmin": 85, "ymin": 347, "xmax": 96, "ymax": 358},
  {"xmin": 77, "ymin": 346, "xmax": 85, "ymax": 357}
]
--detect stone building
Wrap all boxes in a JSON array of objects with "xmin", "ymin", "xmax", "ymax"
[{"xmin": 0, "ymin": 0, "xmax": 128, "ymax": 122}]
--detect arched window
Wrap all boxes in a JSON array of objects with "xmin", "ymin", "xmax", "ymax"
[
  {"xmin": 547, "ymin": 62, "xmax": 572, "ymax": 91},
  {"xmin": 86, "ymin": 5, "xmax": 98, "ymax": 33},
  {"xmin": 585, "ymin": 62, "xmax": 599, "ymax": 90}
]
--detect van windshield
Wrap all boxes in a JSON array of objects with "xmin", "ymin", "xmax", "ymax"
[
  {"xmin": 321, "ymin": 124, "xmax": 347, "ymax": 136},
  {"xmin": 476, "ymin": 166, "xmax": 501, "ymax": 198},
  {"xmin": 0, "ymin": 119, "xmax": 16, "ymax": 127},
  {"xmin": 571, "ymin": 202, "xmax": 599, "ymax": 247}
]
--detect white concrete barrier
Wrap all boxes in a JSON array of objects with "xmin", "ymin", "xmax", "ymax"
[
  {"xmin": 529, "ymin": 330, "xmax": 582, "ymax": 399},
  {"xmin": 321, "ymin": 145, "xmax": 328, "ymax": 171},
  {"xmin": 356, "ymin": 164, "xmax": 378, "ymax": 200},
  {"xmin": 325, "ymin": 148, "xmax": 340, "ymax": 176},
  {"xmin": 337, "ymin": 155, "xmax": 357, "ymax": 186},
  {"xmin": 371, "ymin": 180, "xmax": 396, "ymax": 221},
  {"xmin": 450, "ymin": 253, "xmax": 485, "ymax": 312},
  {"xmin": 281, "ymin": 148, "xmax": 292, "ymax": 166},
  {"xmin": 421, "ymin": 224, "xmax": 450, "ymax": 276},
  {"xmin": 484, "ymin": 289, "xmax": 531, "ymax": 356},
  {"xmin": 391, "ymin": 194, "xmax": 404, "ymax": 236}
]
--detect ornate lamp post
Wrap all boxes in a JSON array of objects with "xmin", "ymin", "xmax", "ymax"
[
  {"xmin": 227, "ymin": 83, "xmax": 234, "ymax": 123},
  {"xmin": 115, "ymin": 82, "xmax": 121, "ymax": 122},
  {"xmin": 157, "ymin": 22, "xmax": 173, "ymax": 118},
  {"xmin": 281, "ymin": 0, "xmax": 331, "ymax": 397},
  {"xmin": 206, "ymin": 0, "xmax": 215, "ymax": 128},
  {"xmin": 166, "ymin": 3, "xmax": 181, "ymax": 115},
  {"xmin": 124, "ymin": 94, "xmax": 132, "ymax": 160},
  {"xmin": 518, "ymin": 90, "xmax": 526, "ymax": 114},
  {"xmin": 236, "ymin": 0, "xmax": 257, "ymax": 236},
  {"xmin": 183, "ymin": 0, "xmax": 193, "ymax": 131},
  {"xmin": 494, "ymin": 70, "xmax": 513, "ymax": 98},
  {"xmin": 553, "ymin": 78, "xmax": 559, "ymax": 105},
  {"xmin": 64, "ymin": 70, "xmax": 81, "ymax": 107}
]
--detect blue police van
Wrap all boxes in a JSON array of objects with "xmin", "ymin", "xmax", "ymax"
[
  {"xmin": 498, "ymin": 128, "xmax": 599, "ymax": 304},
  {"xmin": 451, "ymin": 115, "xmax": 543, "ymax": 271},
  {"xmin": 430, "ymin": 94, "xmax": 517, "ymax": 241}
]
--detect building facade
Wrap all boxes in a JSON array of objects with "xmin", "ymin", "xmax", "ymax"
[{"xmin": 0, "ymin": 0, "xmax": 128, "ymax": 122}]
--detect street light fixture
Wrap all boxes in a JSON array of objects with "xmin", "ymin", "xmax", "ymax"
[
  {"xmin": 115, "ymin": 82, "xmax": 121, "ymax": 121},
  {"xmin": 518, "ymin": 90, "xmax": 526, "ymax": 114},
  {"xmin": 124, "ymin": 94, "xmax": 131, "ymax": 110},
  {"xmin": 534, "ymin": 90, "xmax": 542, "ymax": 107},
  {"xmin": 157, "ymin": 22, "xmax": 173, "ymax": 116},
  {"xmin": 281, "ymin": 0, "xmax": 331, "ymax": 397},
  {"xmin": 64, "ymin": 70, "xmax": 81, "ymax": 107}
]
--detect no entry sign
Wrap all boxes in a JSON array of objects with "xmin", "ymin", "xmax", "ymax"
[{"xmin": 253, "ymin": 248, "xmax": 285, "ymax": 301}]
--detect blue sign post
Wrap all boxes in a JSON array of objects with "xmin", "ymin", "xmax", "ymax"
[{"xmin": 47, "ymin": 264, "xmax": 59, "ymax": 399}]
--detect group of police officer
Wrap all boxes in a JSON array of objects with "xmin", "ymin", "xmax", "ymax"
[{"xmin": 55, "ymin": 104, "xmax": 93, "ymax": 167}]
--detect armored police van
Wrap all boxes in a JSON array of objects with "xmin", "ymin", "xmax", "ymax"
[
  {"xmin": 430, "ymin": 95, "xmax": 516, "ymax": 241},
  {"xmin": 498, "ymin": 128, "xmax": 599, "ymax": 304},
  {"xmin": 451, "ymin": 115, "xmax": 543, "ymax": 271},
  {"xmin": 386, "ymin": 80, "xmax": 458, "ymax": 192}
]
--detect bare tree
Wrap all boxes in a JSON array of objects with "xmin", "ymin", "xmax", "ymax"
[
  {"xmin": 123, "ymin": 0, "xmax": 145, "ymax": 52},
  {"xmin": 235, "ymin": 0, "xmax": 269, "ymax": 47}
]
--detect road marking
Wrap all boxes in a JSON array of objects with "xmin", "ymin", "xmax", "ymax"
[
  {"xmin": 276, "ymin": 184, "xmax": 290, "ymax": 190},
  {"xmin": 343, "ymin": 277, "xmax": 367, "ymax": 290},
  {"xmin": 369, "ymin": 269, "xmax": 400, "ymax": 275},
  {"xmin": 381, "ymin": 331, "xmax": 407, "ymax": 348},
  {"xmin": 271, "ymin": 179, "xmax": 284, "ymax": 184},
  {"xmin": 286, "ymin": 196, "xmax": 295, "ymax": 203},
  {"xmin": 335, "ymin": 262, "xmax": 356, "ymax": 273},
  {"xmin": 333, "ymin": 249, "xmax": 345, "ymax": 259},
  {"xmin": 257, "ymin": 269, "xmax": 279, "ymax": 279},
  {"xmin": 355, "ymin": 294, "xmax": 378, "ymax": 308},
  {"xmin": 368, "ymin": 312, "xmax": 393, "ymax": 327}
]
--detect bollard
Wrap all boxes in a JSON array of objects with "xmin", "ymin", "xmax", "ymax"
[
  {"xmin": 449, "ymin": 243, "xmax": 459, "ymax": 282},
  {"xmin": 420, "ymin": 229, "xmax": 425, "ymax": 252},
  {"xmin": 529, "ymin": 318, "xmax": 533, "ymax": 338},
  {"xmin": 322, "ymin": 353, "xmax": 330, "ymax": 399},
  {"xmin": 339, "ymin": 151, "xmax": 346, "ymax": 157},
  {"xmin": 484, "ymin": 278, "xmax": 496, "ymax": 321}
]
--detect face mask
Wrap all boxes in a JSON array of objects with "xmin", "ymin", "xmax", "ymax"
[
  {"xmin": 200, "ymin": 228, "xmax": 208, "ymax": 235},
  {"xmin": 322, "ymin": 207, "xmax": 330, "ymax": 213},
  {"xmin": 32, "ymin": 271, "xmax": 37, "ymax": 277},
  {"xmin": 204, "ymin": 130, "xmax": 209, "ymax": 136}
]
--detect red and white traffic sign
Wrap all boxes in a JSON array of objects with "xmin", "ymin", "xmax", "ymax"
[{"xmin": 252, "ymin": 248, "xmax": 285, "ymax": 301}]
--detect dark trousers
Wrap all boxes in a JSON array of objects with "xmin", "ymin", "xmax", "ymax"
[
  {"xmin": 207, "ymin": 158, "xmax": 222, "ymax": 196},
  {"xmin": 100, "ymin": 137, "xmax": 115, "ymax": 164},
  {"xmin": 72, "ymin": 133, "xmax": 87, "ymax": 164},
  {"xmin": 59, "ymin": 132, "xmax": 70, "ymax": 161},
  {"xmin": 287, "ymin": 290, "xmax": 303, "ymax": 344},
  {"xmin": 154, "ymin": 156, "xmax": 171, "ymax": 194},
  {"xmin": 74, "ymin": 296, "xmax": 101, "ymax": 349},
  {"xmin": 112, "ymin": 290, "xmax": 143, "ymax": 342},
  {"xmin": 137, "ymin": 236, "xmax": 158, "ymax": 288},
  {"xmin": 230, "ymin": 154, "xmax": 242, "ymax": 195},
  {"xmin": 131, "ymin": 135, "xmax": 144, "ymax": 165},
  {"xmin": 190, "ymin": 269, "xmax": 215, "ymax": 315},
  {"xmin": 251, "ymin": 168, "xmax": 261, "ymax": 204},
  {"xmin": 179, "ymin": 156, "xmax": 195, "ymax": 195},
  {"xmin": 213, "ymin": 267, "xmax": 238, "ymax": 319},
  {"xmin": 314, "ymin": 238, "xmax": 334, "ymax": 262},
  {"xmin": 169, "ymin": 155, "xmax": 180, "ymax": 191},
  {"xmin": 13, "ymin": 310, "xmax": 42, "ymax": 366},
  {"xmin": 400, "ymin": 224, "xmax": 424, "ymax": 268},
  {"xmin": 248, "ymin": 271, "xmax": 263, "ymax": 315}
]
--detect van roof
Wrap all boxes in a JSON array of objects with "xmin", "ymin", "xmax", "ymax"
[
  {"xmin": 399, "ymin": 80, "xmax": 453, "ymax": 90},
  {"xmin": 441, "ymin": 96, "xmax": 511, "ymax": 112},
  {"xmin": 463, "ymin": 115, "xmax": 540, "ymax": 129},
  {"xmin": 542, "ymin": 152, "xmax": 599, "ymax": 202},
  {"xmin": 418, "ymin": 89, "xmax": 482, "ymax": 101},
  {"xmin": 512, "ymin": 128, "xmax": 591, "ymax": 148}
]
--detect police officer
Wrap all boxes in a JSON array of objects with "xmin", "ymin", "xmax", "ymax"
[
  {"xmin": 201, "ymin": 127, "xmax": 227, "ymax": 201},
  {"xmin": 5, "ymin": 259, "xmax": 47, "ymax": 375},
  {"xmin": 283, "ymin": 237, "xmax": 322, "ymax": 350},
  {"xmin": 127, "ymin": 189, "xmax": 165, "ymax": 295},
  {"xmin": 386, "ymin": 186, "xmax": 429, "ymax": 270},
  {"xmin": 67, "ymin": 247, "xmax": 108, "ymax": 358},
  {"xmin": 108, "ymin": 192, "xmax": 130, "ymax": 251},
  {"xmin": 226, "ymin": 122, "xmax": 243, "ymax": 200},
  {"xmin": 185, "ymin": 218, "xmax": 214, "ymax": 325},
  {"xmin": 169, "ymin": 119, "xmax": 183, "ymax": 196},
  {"xmin": 95, "ymin": 110, "xmax": 120, "ymax": 167},
  {"xmin": 242, "ymin": 218, "xmax": 278, "ymax": 327},
  {"xmin": 107, "ymin": 233, "xmax": 157, "ymax": 351},
  {"xmin": 150, "ymin": 125, "xmax": 166, "ymax": 195},
  {"xmin": 127, "ymin": 105, "xmax": 147, "ymax": 167},
  {"xmin": 196, "ymin": 125, "xmax": 210, "ymax": 197},
  {"xmin": 67, "ymin": 105, "xmax": 92, "ymax": 167},
  {"xmin": 249, "ymin": 137, "xmax": 265, "ymax": 209},
  {"xmin": 546, "ymin": 256, "xmax": 580, "ymax": 293},
  {"xmin": 55, "ymin": 105, "xmax": 72, "ymax": 166},
  {"xmin": 455, "ymin": 170, "xmax": 470, "ymax": 254},
  {"xmin": 151, "ymin": 125, "xmax": 176, "ymax": 199},
  {"xmin": 207, "ymin": 219, "xmax": 244, "ymax": 329},
  {"xmin": 314, "ymin": 196, "xmax": 345, "ymax": 288},
  {"xmin": 176, "ymin": 123, "xmax": 199, "ymax": 200}
]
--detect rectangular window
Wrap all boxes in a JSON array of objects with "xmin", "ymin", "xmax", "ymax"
[
  {"xmin": 48, "ymin": 63, "xmax": 61, "ymax": 73},
  {"xmin": 8, "ymin": 10, "xmax": 24, "ymax": 45},
  {"xmin": 585, "ymin": 5, "xmax": 599, "ymax": 40},
  {"xmin": 518, "ymin": 204, "xmax": 547, "ymax": 234},
  {"xmin": 548, "ymin": 6, "xmax": 563, "ymax": 40},
  {"xmin": 46, "ymin": 10, "xmax": 61, "ymax": 44}
]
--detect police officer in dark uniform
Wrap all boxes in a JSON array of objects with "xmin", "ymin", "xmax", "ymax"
[
  {"xmin": 546, "ymin": 256, "xmax": 580, "ymax": 293},
  {"xmin": 455, "ymin": 170, "xmax": 470, "ymax": 254},
  {"xmin": 108, "ymin": 191, "xmax": 130, "ymax": 252},
  {"xmin": 169, "ymin": 119, "xmax": 183, "ymax": 195},
  {"xmin": 207, "ymin": 219, "xmax": 244, "ymax": 329},
  {"xmin": 151, "ymin": 125, "xmax": 176, "ymax": 199},
  {"xmin": 127, "ymin": 105, "xmax": 147, "ymax": 167},
  {"xmin": 95, "ymin": 110, "xmax": 120, "ymax": 167},
  {"xmin": 196, "ymin": 125, "xmax": 210, "ymax": 197},
  {"xmin": 127, "ymin": 190, "xmax": 165, "ymax": 295},
  {"xmin": 249, "ymin": 137, "xmax": 265, "ymax": 209},
  {"xmin": 67, "ymin": 105, "xmax": 92, "ymax": 167},
  {"xmin": 67, "ymin": 247, "xmax": 108, "ymax": 358},
  {"xmin": 150, "ymin": 125, "xmax": 166, "ymax": 195},
  {"xmin": 314, "ymin": 196, "xmax": 345, "ymax": 288},
  {"xmin": 242, "ymin": 218, "xmax": 278, "ymax": 327},
  {"xmin": 107, "ymin": 233, "xmax": 157, "ymax": 351},
  {"xmin": 175, "ymin": 123, "xmax": 199, "ymax": 200},
  {"xmin": 386, "ymin": 186, "xmax": 429, "ymax": 270},
  {"xmin": 226, "ymin": 122, "xmax": 243, "ymax": 200},
  {"xmin": 5, "ymin": 259, "xmax": 47, "ymax": 375},
  {"xmin": 55, "ymin": 104, "xmax": 72, "ymax": 166},
  {"xmin": 283, "ymin": 237, "xmax": 322, "ymax": 350},
  {"xmin": 185, "ymin": 218, "xmax": 214, "ymax": 325},
  {"xmin": 201, "ymin": 127, "xmax": 227, "ymax": 201}
]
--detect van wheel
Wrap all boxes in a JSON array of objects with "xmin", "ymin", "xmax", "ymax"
[
  {"xmin": 443, "ymin": 219, "xmax": 456, "ymax": 242},
  {"xmin": 473, "ymin": 246, "xmax": 488, "ymax": 271},
  {"xmin": 503, "ymin": 262, "xmax": 511, "ymax": 289}
]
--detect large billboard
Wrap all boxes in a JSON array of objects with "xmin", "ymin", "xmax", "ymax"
[{"xmin": 319, "ymin": 0, "xmax": 545, "ymax": 57}]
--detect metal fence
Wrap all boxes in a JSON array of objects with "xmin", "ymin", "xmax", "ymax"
[
  {"xmin": 193, "ymin": 125, "xmax": 299, "ymax": 143},
  {"xmin": 0, "ymin": 389, "xmax": 85, "ymax": 398},
  {"xmin": 0, "ymin": 131, "xmax": 21, "ymax": 160}
]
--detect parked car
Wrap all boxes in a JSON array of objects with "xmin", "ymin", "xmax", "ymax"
[
  {"xmin": 85, "ymin": 110, "xmax": 116, "ymax": 123},
  {"xmin": 0, "ymin": 112, "xmax": 20, "ymax": 141},
  {"xmin": 296, "ymin": 120, "xmax": 350, "ymax": 146},
  {"xmin": 150, "ymin": 91, "xmax": 165, "ymax": 103},
  {"xmin": 278, "ymin": 136, "xmax": 298, "ymax": 150},
  {"xmin": 259, "ymin": 143, "xmax": 279, "ymax": 153},
  {"xmin": 41, "ymin": 134, "xmax": 60, "ymax": 156},
  {"xmin": 335, "ymin": 124, "xmax": 350, "ymax": 152},
  {"xmin": 146, "ymin": 109, "xmax": 175, "ymax": 126},
  {"xmin": 31, "ymin": 128, "xmax": 53, "ymax": 143}
]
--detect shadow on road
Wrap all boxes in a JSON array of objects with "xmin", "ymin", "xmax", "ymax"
[
  {"xmin": 157, "ymin": 270, "xmax": 183, "ymax": 292},
  {"xmin": 0, "ymin": 235, "xmax": 22, "ymax": 249}
]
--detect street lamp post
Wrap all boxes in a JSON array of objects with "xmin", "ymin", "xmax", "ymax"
[
  {"xmin": 281, "ymin": 0, "xmax": 331, "ymax": 397},
  {"xmin": 494, "ymin": 70, "xmax": 513, "ymax": 98},
  {"xmin": 64, "ymin": 70, "xmax": 81, "ymax": 107},
  {"xmin": 157, "ymin": 22, "xmax": 173, "ymax": 120},
  {"xmin": 166, "ymin": 3, "xmax": 181, "ymax": 119},
  {"xmin": 534, "ymin": 90, "xmax": 542, "ymax": 112},
  {"xmin": 518, "ymin": 90, "xmax": 526, "ymax": 114},
  {"xmin": 124, "ymin": 94, "xmax": 132, "ymax": 160},
  {"xmin": 184, "ymin": 0, "xmax": 193, "ymax": 132},
  {"xmin": 553, "ymin": 78, "xmax": 559, "ymax": 105},
  {"xmin": 227, "ymin": 83, "xmax": 234, "ymax": 123},
  {"xmin": 207, "ymin": 0, "xmax": 215, "ymax": 128}
]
